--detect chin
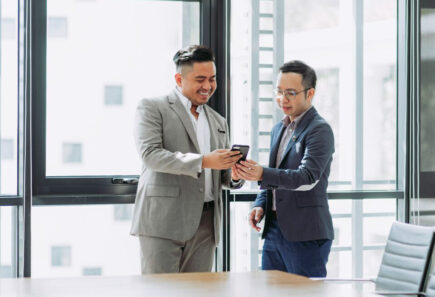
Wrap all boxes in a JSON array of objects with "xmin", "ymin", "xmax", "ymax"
[
  {"xmin": 195, "ymin": 97, "xmax": 210, "ymax": 105},
  {"xmin": 282, "ymin": 109, "xmax": 292, "ymax": 116}
]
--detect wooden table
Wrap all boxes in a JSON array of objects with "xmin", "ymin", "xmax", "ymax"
[{"xmin": 0, "ymin": 270, "xmax": 379, "ymax": 297}]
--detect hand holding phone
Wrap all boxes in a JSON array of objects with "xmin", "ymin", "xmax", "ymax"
[{"xmin": 231, "ymin": 144, "xmax": 250, "ymax": 163}]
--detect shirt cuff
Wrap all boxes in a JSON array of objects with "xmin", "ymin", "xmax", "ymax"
[
  {"xmin": 231, "ymin": 178, "xmax": 243, "ymax": 187},
  {"xmin": 197, "ymin": 157, "xmax": 203, "ymax": 177}
]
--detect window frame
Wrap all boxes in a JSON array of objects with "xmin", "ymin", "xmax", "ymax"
[
  {"xmin": 222, "ymin": 0, "xmax": 407, "ymax": 275},
  {"xmin": 0, "ymin": 0, "xmax": 415, "ymax": 278},
  {"xmin": 31, "ymin": 0, "xmax": 219, "ymax": 198},
  {"xmin": 419, "ymin": 0, "xmax": 435, "ymax": 198}
]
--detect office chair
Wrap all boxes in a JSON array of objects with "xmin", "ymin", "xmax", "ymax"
[
  {"xmin": 379, "ymin": 255, "xmax": 435, "ymax": 297},
  {"xmin": 317, "ymin": 221, "xmax": 435, "ymax": 297},
  {"xmin": 375, "ymin": 221, "xmax": 435, "ymax": 292},
  {"xmin": 421, "ymin": 263, "xmax": 435, "ymax": 297}
]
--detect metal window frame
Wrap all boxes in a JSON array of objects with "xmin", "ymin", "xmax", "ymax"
[
  {"xmin": 30, "ymin": 0, "xmax": 206, "ymax": 198},
  {"xmin": 0, "ymin": 0, "xmax": 416, "ymax": 278},
  {"xmin": 23, "ymin": 0, "xmax": 213, "ymax": 277},
  {"xmin": 418, "ymin": 0, "xmax": 435, "ymax": 198},
  {"xmin": 227, "ymin": 195, "xmax": 398, "ymax": 272},
  {"xmin": 0, "ymin": 0, "xmax": 29, "ymax": 278},
  {"xmin": 220, "ymin": 0, "xmax": 406, "ymax": 276},
  {"xmin": 221, "ymin": 191, "xmax": 403, "ymax": 272}
]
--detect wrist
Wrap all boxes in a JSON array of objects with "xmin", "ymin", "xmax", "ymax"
[{"xmin": 202, "ymin": 154, "xmax": 209, "ymax": 169}]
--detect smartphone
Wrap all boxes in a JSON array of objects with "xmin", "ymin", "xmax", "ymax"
[{"xmin": 231, "ymin": 144, "xmax": 250, "ymax": 163}]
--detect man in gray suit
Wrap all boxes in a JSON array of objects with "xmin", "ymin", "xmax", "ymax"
[
  {"xmin": 130, "ymin": 45, "xmax": 243, "ymax": 274},
  {"xmin": 235, "ymin": 60, "xmax": 334, "ymax": 277}
]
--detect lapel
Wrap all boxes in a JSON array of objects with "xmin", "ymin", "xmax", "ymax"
[
  {"xmin": 277, "ymin": 107, "xmax": 317, "ymax": 168},
  {"xmin": 203, "ymin": 105, "xmax": 220, "ymax": 193},
  {"xmin": 167, "ymin": 90, "xmax": 201, "ymax": 153},
  {"xmin": 269, "ymin": 123, "xmax": 286, "ymax": 168},
  {"xmin": 203, "ymin": 105, "xmax": 218, "ymax": 151}
]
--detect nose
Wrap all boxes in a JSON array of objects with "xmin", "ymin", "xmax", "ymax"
[
  {"xmin": 277, "ymin": 95, "xmax": 289, "ymax": 102},
  {"xmin": 202, "ymin": 80, "xmax": 211, "ymax": 90}
]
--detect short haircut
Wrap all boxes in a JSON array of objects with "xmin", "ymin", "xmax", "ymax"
[
  {"xmin": 279, "ymin": 60, "xmax": 317, "ymax": 90},
  {"xmin": 173, "ymin": 45, "xmax": 215, "ymax": 72}
]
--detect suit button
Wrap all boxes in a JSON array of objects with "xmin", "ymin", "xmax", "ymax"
[{"xmin": 199, "ymin": 187, "xmax": 204, "ymax": 192}]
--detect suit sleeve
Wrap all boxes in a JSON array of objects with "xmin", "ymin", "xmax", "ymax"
[
  {"xmin": 253, "ymin": 124, "xmax": 281, "ymax": 210},
  {"xmin": 134, "ymin": 98, "xmax": 203, "ymax": 179},
  {"xmin": 221, "ymin": 121, "xmax": 245, "ymax": 189},
  {"xmin": 259, "ymin": 123, "xmax": 334, "ymax": 191},
  {"xmin": 253, "ymin": 189, "xmax": 267, "ymax": 209}
]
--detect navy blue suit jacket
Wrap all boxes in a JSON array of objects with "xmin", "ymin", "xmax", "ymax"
[{"xmin": 254, "ymin": 107, "xmax": 334, "ymax": 242}]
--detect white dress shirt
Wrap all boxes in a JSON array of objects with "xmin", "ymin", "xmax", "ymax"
[{"xmin": 175, "ymin": 87, "xmax": 214, "ymax": 203}]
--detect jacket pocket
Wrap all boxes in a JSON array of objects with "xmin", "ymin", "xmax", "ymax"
[{"xmin": 145, "ymin": 185, "xmax": 179, "ymax": 198}]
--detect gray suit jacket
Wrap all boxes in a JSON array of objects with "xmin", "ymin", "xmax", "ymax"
[
  {"xmin": 254, "ymin": 107, "xmax": 334, "ymax": 242},
  {"xmin": 130, "ymin": 90, "xmax": 240, "ymax": 244}
]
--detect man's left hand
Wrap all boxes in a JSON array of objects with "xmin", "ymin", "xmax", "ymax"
[{"xmin": 236, "ymin": 159, "xmax": 263, "ymax": 181}]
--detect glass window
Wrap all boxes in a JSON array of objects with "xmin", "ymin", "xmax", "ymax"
[
  {"xmin": 45, "ymin": 0, "xmax": 200, "ymax": 177},
  {"xmin": 33, "ymin": 205, "xmax": 140, "ymax": 277},
  {"xmin": 420, "ymin": 9, "xmax": 435, "ymax": 172},
  {"xmin": 1, "ymin": 139, "xmax": 14, "ymax": 160},
  {"xmin": 362, "ymin": 0, "xmax": 397, "ymax": 188},
  {"xmin": 62, "ymin": 143, "xmax": 82, "ymax": 164},
  {"xmin": 230, "ymin": 0, "xmax": 397, "ymax": 191},
  {"xmin": 229, "ymin": 199, "xmax": 395, "ymax": 278},
  {"xmin": 419, "ymin": 206, "xmax": 435, "ymax": 227},
  {"xmin": 0, "ymin": 207, "xmax": 17, "ymax": 278},
  {"xmin": 1, "ymin": 2, "xmax": 19, "ymax": 196},
  {"xmin": 51, "ymin": 246, "xmax": 71, "ymax": 267},
  {"xmin": 47, "ymin": 17, "xmax": 68, "ymax": 38},
  {"xmin": 113, "ymin": 204, "xmax": 133, "ymax": 221},
  {"xmin": 104, "ymin": 85, "xmax": 123, "ymax": 106},
  {"xmin": 1, "ymin": 18, "xmax": 15, "ymax": 40},
  {"xmin": 364, "ymin": 0, "xmax": 397, "ymax": 23},
  {"xmin": 82, "ymin": 267, "xmax": 102, "ymax": 276},
  {"xmin": 284, "ymin": 0, "xmax": 339, "ymax": 32}
]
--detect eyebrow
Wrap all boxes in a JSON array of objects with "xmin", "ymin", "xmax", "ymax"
[
  {"xmin": 194, "ymin": 75, "xmax": 216, "ymax": 79},
  {"xmin": 277, "ymin": 87, "xmax": 297, "ymax": 91}
]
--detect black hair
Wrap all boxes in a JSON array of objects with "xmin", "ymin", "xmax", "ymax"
[
  {"xmin": 279, "ymin": 60, "xmax": 317, "ymax": 90},
  {"xmin": 173, "ymin": 45, "xmax": 215, "ymax": 72}
]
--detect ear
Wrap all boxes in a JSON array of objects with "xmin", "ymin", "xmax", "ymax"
[
  {"xmin": 306, "ymin": 88, "xmax": 315, "ymax": 103},
  {"xmin": 175, "ymin": 73, "xmax": 183, "ymax": 88},
  {"xmin": 275, "ymin": 96, "xmax": 282, "ymax": 108}
]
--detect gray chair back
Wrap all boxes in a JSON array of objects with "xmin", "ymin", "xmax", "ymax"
[
  {"xmin": 425, "ymin": 264, "xmax": 435, "ymax": 297},
  {"xmin": 375, "ymin": 221, "xmax": 435, "ymax": 293}
]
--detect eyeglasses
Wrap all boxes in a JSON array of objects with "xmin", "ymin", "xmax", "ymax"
[{"xmin": 273, "ymin": 88, "xmax": 310, "ymax": 100}]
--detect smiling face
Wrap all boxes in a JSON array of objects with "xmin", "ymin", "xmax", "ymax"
[
  {"xmin": 275, "ymin": 72, "xmax": 315, "ymax": 120},
  {"xmin": 175, "ymin": 61, "xmax": 217, "ymax": 106}
]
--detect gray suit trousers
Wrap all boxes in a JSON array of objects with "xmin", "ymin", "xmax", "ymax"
[{"xmin": 138, "ymin": 207, "xmax": 215, "ymax": 274}]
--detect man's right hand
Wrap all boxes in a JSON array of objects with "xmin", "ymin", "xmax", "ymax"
[
  {"xmin": 202, "ymin": 149, "xmax": 242, "ymax": 170},
  {"xmin": 249, "ymin": 207, "xmax": 264, "ymax": 232}
]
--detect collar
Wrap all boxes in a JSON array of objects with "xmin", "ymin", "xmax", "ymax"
[
  {"xmin": 174, "ymin": 86, "xmax": 204, "ymax": 113},
  {"xmin": 281, "ymin": 105, "xmax": 313, "ymax": 128}
]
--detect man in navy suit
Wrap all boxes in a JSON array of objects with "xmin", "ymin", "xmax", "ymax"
[{"xmin": 235, "ymin": 60, "xmax": 334, "ymax": 277}]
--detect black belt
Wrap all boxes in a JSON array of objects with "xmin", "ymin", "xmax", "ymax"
[{"xmin": 203, "ymin": 201, "xmax": 214, "ymax": 211}]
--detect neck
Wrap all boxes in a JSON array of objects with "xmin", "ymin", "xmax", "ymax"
[
  {"xmin": 290, "ymin": 105, "xmax": 311, "ymax": 122},
  {"xmin": 190, "ymin": 105, "xmax": 199, "ymax": 119}
]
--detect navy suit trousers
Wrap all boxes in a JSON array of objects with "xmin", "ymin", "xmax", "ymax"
[{"xmin": 261, "ymin": 216, "xmax": 332, "ymax": 277}]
